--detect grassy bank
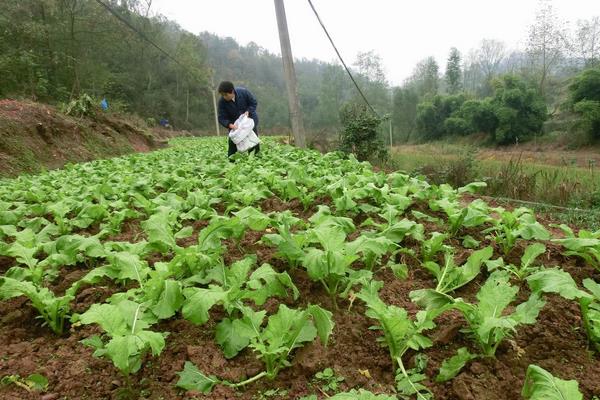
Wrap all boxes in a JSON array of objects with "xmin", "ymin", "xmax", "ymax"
[{"xmin": 386, "ymin": 143, "xmax": 600, "ymax": 229}]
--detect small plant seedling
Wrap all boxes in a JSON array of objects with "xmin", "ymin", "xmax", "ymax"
[
  {"xmin": 313, "ymin": 367, "xmax": 345, "ymax": 394},
  {"xmin": 0, "ymin": 373, "xmax": 48, "ymax": 392}
]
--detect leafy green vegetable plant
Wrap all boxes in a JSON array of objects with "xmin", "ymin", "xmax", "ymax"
[
  {"xmin": 176, "ymin": 304, "xmax": 333, "ymax": 392},
  {"xmin": 313, "ymin": 368, "xmax": 345, "ymax": 395},
  {"xmin": 182, "ymin": 256, "xmax": 298, "ymax": 328},
  {"xmin": 0, "ymin": 277, "xmax": 75, "ymax": 334},
  {"xmin": 412, "ymin": 271, "xmax": 545, "ymax": 379},
  {"xmin": 0, "ymin": 373, "xmax": 48, "ymax": 392},
  {"xmin": 522, "ymin": 364, "xmax": 583, "ymax": 400},
  {"xmin": 552, "ymin": 224, "xmax": 600, "ymax": 270},
  {"xmin": 420, "ymin": 246, "xmax": 493, "ymax": 294},
  {"xmin": 357, "ymin": 281, "xmax": 435, "ymax": 400},
  {"xmin": 485, "ymin": 243, "xmax": 546, "ymax": 280},
  {"xmin": 484, "ymin": 207, "xmax": 550, "ymax": 255},
  {"xmin": 78, "ymin": 298, "xmax": 167, "ymax": 376}
]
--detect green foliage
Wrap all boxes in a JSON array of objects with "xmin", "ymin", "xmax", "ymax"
[
  {"xmin": 416, "ymin": 94, "xmax": 467, "ymax": 139},
  {"xmin": 176, "ymin": 362, "xmax": 218, "ymax": 393},
  {"xmin": 301, "ymin": 390, "xmax": 398, "ymax": 400},
  {"xmin": 177, "ymin": 304, "xmax": 334, "ymax": 393},
  {"xmin": 445, "ymin": 48, "xmax": 463, "ymax": 95},
  {"xmin": 339, "ymin": 103, "xmax": 388, "ymax": 162},
  {"xmin": 522, "ymin": 365, "xmax": 583, "ymax": 400},
  {"xmin": 552, "ymin": 224, "xmax": 600, "ymax": 270},
  {"xmin": 569, "ymin": 68, "xmax": 600, "ymax": 104},
  {"xmin": 413, "ymin": 272, "xmax": 545, "ymax": 358},
  {"xmin": 484, "ymin": 207, "xmax": 550, "ymax": 255},
  {"xmin": 61, "ymin": 93, "xmax": 96, "ymax": 117},
  {"xmin": 395, "ymin": 354, "xmax": 433, "ymax": 399},
  {"xmin": 436, "ymin": 347, "xmax": 477, "ymax": 382},
  {"xmin": 573, "ymin": 100, "xmax": 600, "ymax": 140},
  {"xmin": 489, "ymin": 75, "xmax": 547, "ymax": 145},
  {"xmin": 313, "ymin": 368, "xmax": 345, "ymax": 394},
  {"xmin": 420, "ymin": 246, "xmax": 493, "ymax": 294},
  {"xmin": 581, "ymin": 278, "xmax": 600, "ymax": 353},
  {"xmin": 357, "ymin": 281, "xmax": 435, "ymax": 373},
  {"xmin": 0, "ymin": 373, "xmax": 48, "ymax": 392},
  {"xmin": 456, "ymin": 99, "xmax": 499, "ymax": 134},
  {"xmin": 78, "ymin": 298, "xmax": 167, "ymax": 376},
  {"xmin": 392, "ymin": 87, "xmax": 419, "ymax": 140},
  {"xmin": 0, "ymin": 277, "xmax": 75, "ymax": 335},
  {"xmin": 486, "ymin": 243, "xmax": 547, "ymax": 280}
]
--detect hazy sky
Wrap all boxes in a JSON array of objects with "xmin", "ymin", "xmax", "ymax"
[{"xmin": 151, "ymin": 0, "xmax": 600, "ymax": 85}]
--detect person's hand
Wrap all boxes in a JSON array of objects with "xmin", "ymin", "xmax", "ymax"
[{"xmin": 229, "ymin": 123, "xmax": 238, "ymax": 130}]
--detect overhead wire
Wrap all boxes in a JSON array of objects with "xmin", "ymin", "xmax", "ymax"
[
  {"xmin": 93, "ymin": 0, "xmax": 205, "ymax": 83},
  {"xmin": 307, "ymin": 0, "xmax": 381, "ymax": 117}
]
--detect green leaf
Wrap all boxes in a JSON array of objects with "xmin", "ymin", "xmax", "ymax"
[
  {"xmin": 462, "ymin": 235, "xmax": 480, "ymax": 249},
  {"xmin": 389, "ymin": 263, "xmax": 408, "ymax": 280},
  {"xmin": 308, "ymin": 305, "xmax": 335, "ymax": 346},
  {"xmin": 26, "ymin": 374, "xmax": 49, "ymax": 391},
  {"xmin": 105, "ymin": 335, "xmax": 139, "ymax": 374},
  {"xmin": 107, "ymin": 251, "xmax": 149, "ymax": 284},
  {"xmin": 234, "ymin": 206, "xmax": 271, "ymax": 231},
  {"xmin": 174, "ymin": 226, "xmax": 193, "ymax": 239},
  {"xmin": 521, "ymin": 243, "xmax": 546, "ymax": 269},
  {"xmin": 176, "ymin": 362, "xmax": 219, "ymax": 393},
  {"xmin": 583, "ymin": 278, "xmax": 600, "ymax": 299},
  {"xmin": 151, "ymin": 279, "xmax": 184, "ymax": 319},
  {"xmin": 79, "ymin": 303, "xmax": 128, "ymax": 336},
  {"xmin": 522, "ymin": 364, "xmax": 583, "ymax": 400},
  {"xmin": 512, "ymin": 294, "xmax": 546, "ymax": 324},
  {"xmin": 526, "ymin": 268, "xmax": 591, "ymax": 300},
  {"xmin": 215, "ymin": 318, "xmax": 251, "ymax": 358},
  {"xmin": 436, "ymin": 347, "xmax": 477, "ymax": 382},
  {"xmin": 182, "ymin": 286, "xmax": 226, "ymax": 325},
  {"xmin": 329, "ymin": 389, "xmax": 397, "ymax": 399}
]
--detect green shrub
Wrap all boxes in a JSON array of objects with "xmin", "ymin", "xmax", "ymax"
[
  {"xmin": 444, "ymin": 116, "xmax": 473, "ymax": 135},
  {"xmin": 416, "ymin": 94, "xmax": 467, "ymax": 139},
  {"xmin": 458, "ymin": 99, "xmax": 498, "ymax": 135},
  {"xmin": 338, "ymin": 103, "xmax": 388, "ymax": 162},
  {"xmin": 490, "ymin": 75, "xmax": 547, "ymax": 145},
  {"xmin": 573, "ymin": 100, "xmax": 600, "ymax": 140},
  {"xmin": 61, "ymin": 93, "xmax": 96, "ymax": 117}
]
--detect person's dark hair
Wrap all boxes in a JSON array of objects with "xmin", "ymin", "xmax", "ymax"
[{"xmin": 218, "ymin": 81, "xmax": 234, "ymax": 94}]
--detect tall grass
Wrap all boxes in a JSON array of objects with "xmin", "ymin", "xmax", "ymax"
[{"xmin": 386, "ymin": 146, "xmax": 600, "ymax": 209}]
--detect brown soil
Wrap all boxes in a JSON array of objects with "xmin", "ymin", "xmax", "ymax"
[
  {"xmin": 1, "ymin": 198, "xmax": 599, "ymax": 399},
  {"xmin": 0, "ymin": 99, "xmax": 174, "ymax": 177}
]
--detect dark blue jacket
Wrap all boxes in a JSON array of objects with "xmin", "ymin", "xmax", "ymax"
[{"xmin": 217, "ymin": 87, "xmax": 259, "ymax": 129}]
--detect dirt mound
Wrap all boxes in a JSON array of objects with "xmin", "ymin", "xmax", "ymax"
[{"xmin": 0, "ymin": 99, "xmax": 169, "ymax": 177}]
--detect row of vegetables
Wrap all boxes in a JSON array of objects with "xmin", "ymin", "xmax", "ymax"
[{"xmin": 1, "ymin": 137, "xmax": 598, "ymax": 399}]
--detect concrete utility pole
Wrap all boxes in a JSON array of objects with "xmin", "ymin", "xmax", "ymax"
[
  {"xmin": 211, "ymin": 75, "xmax": 220, "ymax": 136},
  {"xmin": 274, "ymin": 0, "xmax": 306, "ymax": 148}
]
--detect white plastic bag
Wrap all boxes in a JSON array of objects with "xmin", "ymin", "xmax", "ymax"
[{"xmin": 228, "ymin": 114, "xmax": 260, "ymax": 152}]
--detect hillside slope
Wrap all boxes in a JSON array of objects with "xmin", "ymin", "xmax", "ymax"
[{"xmin": 0, "ymin": 99, "xmax": 177, "ymax": 177}]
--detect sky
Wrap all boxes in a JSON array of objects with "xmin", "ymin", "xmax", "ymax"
[{"xmin": 151, "ymin": 0, "xmax": 600, "ymax": 85}]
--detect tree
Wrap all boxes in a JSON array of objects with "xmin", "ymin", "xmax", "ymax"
[
  {"xmin": 445, "ymin": 47, "xmax": 463, "ymax": 94},
  {"xmin": 490, "ymin": 75, "xmax": 547, "ymax": 144},
  {"xmin": 392, "ymin": 86, "xmax": 419, "ymax": 141},
  {"xmin": 573, "ymin": 17, "xmax": 600, "ymax": 68},
  {"xmin": 354, "ymin": 50, "xmax": 387, "ymax": 84},
  {"xmin": 408, "ymin": 57, "xmax": 439, "ymax": 98},
  {"xmin": 415, "ymin": 94, "xmax": 466, "ymax": 140},
  {"xmin": 568, "ymin": 68, "xmax": 600, "ymax": 140},
  {"xmin": 339, "ymin": 103, "xmax": 387, "ymax": 162},
  {"xmin": 527, "ymin": 0, "xmax": 569, "ymax": 97},
  {"xmin": 476, "ymin": 39, "xmax": 506, "ymax": 96}
]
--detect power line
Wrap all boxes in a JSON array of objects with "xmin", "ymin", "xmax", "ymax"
[
  {"xmin": 93, "ymin": 0, "xmax": 202, "ymax": 83},
  {"xmin": 307, "ymin": 0, "xmax": 380, "ymax": 117}
]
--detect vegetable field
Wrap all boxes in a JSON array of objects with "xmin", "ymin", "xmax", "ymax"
[{"xmin": 1, "ymin": 137, "xmax": 599, "ymax": 400}]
